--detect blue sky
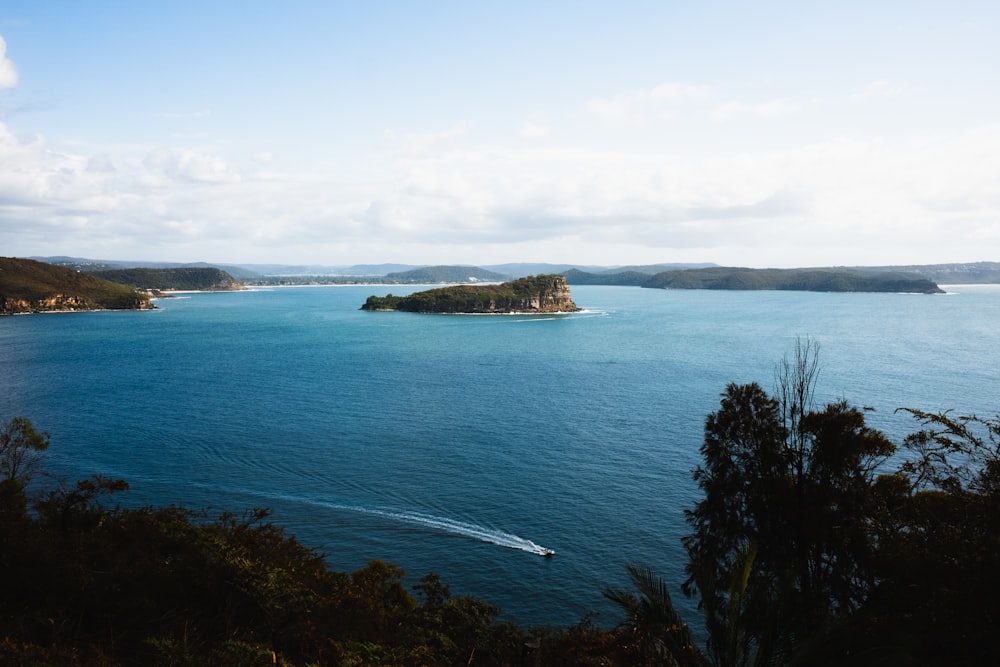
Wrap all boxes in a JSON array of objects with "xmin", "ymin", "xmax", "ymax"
[{"xmin": 1, "ymin": 2, "xmax": 998, "ymax": 267}]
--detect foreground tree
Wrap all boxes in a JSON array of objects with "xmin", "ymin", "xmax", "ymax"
[
  {"xmin": 0, "ymin": 416, "xmax": 49, "ymax": 484},
  {"xmin": 604, "ymin": 564, "xmax": 709, "ymax": 667},
  {"xmin": 790, "ymin": 410, "xmax": 1000, "ymax": 666},
  {"xmin": 682, "ymin": 341, "xmax": 895, "ymax": 663}
]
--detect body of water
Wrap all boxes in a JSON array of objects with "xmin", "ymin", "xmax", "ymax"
[{"xmin": 2, "ymin": 284, "xmax": 998, "ymax": 629}]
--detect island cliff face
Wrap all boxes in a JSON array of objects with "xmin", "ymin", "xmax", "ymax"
[{"xmin": 362, "ymin": 274, "xmax": 580, "ymax": 313}]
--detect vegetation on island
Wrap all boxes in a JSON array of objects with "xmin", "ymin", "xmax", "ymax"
[
  {"xmin": 0, "ymin": 257, "xmax": 153, "ymax": 314},
  {"xmin": 565, "ymin": 266, "xmax": 945, "ymax": 293},
  {"xmin": 361, "ymin": 274, "xmax": 579, "ymax": 313},
  {"xmin": 91, "ymin": 267, "xmax": 245, "ymax": 292},
  {"xmin": 2, "ymin": 339, "xmax": 999, "ymax": 664}
]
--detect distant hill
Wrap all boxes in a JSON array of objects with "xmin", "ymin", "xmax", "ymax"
[
  {"xmin": 857, "ymin": 261, "xmax": 1000, "ymax": 285},
  {"xmin": 564, "ymin": 266, "xmax": 943, "ymax": 293},
  {"xmin": 35, "ymin": 257, "xmax": 264, "ymax": 282},
  {"xmin": 92, "ymin": 267, "xmax": 245, "ymax": 291},
  {"xmin": 383, "ymin": 265, "xmax": 510, "ymax": 283},
  {"xmin": 32, "ymin": 256, "xmax": 998, "ymax": 285},
  {"xmin": 563, "ymin": 269, "xmax": 650, "ymax": 286},
  {"xmin": 642, "ymin": 267, "xmax": 944, "ymax": 293},
  {"xmin": 482, "ymin": 263, "xmax": 605, "ymax": 277},
  {"xmin": 0, "ymin": 257, "xmax": 153, "ymax": 314},
  {"xmin": 362, "ymin": 274, "xmax": 579, "ymax": 313},
  {"xmin": 596, "ymin": 263, "xmax": 718, "ymax": 275}
]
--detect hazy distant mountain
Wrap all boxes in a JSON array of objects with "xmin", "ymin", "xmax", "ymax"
[
  {"xmin": 232, "ymin": 263, "xmax": 420, "ymax": 276},
  {"xmin": 481, "ymin": 263, "xmax": 604, "ymax": 277},
  {"xmin": 27, "ymin": 256, "xmax": 999, "ymax": 285},
  {"xmin": 597, "ymin": 262, "xmax": 718, "ymax": 275}
]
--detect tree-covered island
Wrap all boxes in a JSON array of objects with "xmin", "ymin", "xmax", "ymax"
[{"xmin": 361, "ymin": 274, "xmax": 580, "ymax": 313}]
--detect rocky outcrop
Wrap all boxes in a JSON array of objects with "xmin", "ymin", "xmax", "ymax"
[
  {"xmin": 362, "ymin": 274, "xmax": 580, "ymax": 313},
  {"xmin": 1, "ymin": 292, "xmax": 154, "ymax": 314}
]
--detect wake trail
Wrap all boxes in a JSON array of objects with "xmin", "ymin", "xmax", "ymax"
[{"xmin": 195, "ymin": 482, "xmax": 555, "ymax": 557}]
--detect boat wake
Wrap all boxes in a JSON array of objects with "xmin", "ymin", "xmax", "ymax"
[
  {"xmin": 371, "ymin": 508, "xmax": 554, "ymax": 556},
  {"xmin": 224, "ymin": 485, "xmax": 555, "ymax": 557},
  {"xmin": 84, "ymin": 468, "xmax": 557, "ymax": 557}
]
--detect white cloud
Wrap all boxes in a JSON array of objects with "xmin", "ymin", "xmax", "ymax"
[
  {"xmin": 3, "ymin": 107, "xmax": 999, "ymax": 266},
  {"xmin": 143, "ymin": 148, "xmax": 241, "ymax": 183},
  {"xmin": 850, "ymin": 79, "xmax": 915, "ymax": 102},
  {"xmin": 383, "ymin": 122, "xmax": 471, "ymax": 158},
  {"xmin": 711, "ymin": 97, "xmax": 806, "ymax": 122},
  {"xmin": 0, "ymin": 35, "xmax": 17, "ymax": 89},
  {"xmin": 648, "ymin": 83, "xmax": 713, "ymax": 103},
  {"xmin": 588, "ymin": 82, "xmax": 713, "ymax": 125},
  {"xmin": 520, "ymin": 121, "xmax": 550, "ymax": 139}
]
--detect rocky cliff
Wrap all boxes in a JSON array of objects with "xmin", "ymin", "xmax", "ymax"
[{"xmin": 362, "ymin": 274, "xmax": 580, "ymax": 313}]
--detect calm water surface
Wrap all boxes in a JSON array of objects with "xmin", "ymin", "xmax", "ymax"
[{"xmin": 2, "ymin": 284, "xmax": 998, "ymax": 629}]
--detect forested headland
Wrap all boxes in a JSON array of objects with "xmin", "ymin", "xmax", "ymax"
[
  {"xmin": 564, "ymin": 266, "xmax": 945, "ymax": 293},
  {"xmin": 91, "ymin": 267, "xmax": 245, "ymax": 292},
  {"xmin": 0, "ymin": 258, "xmax": 153, "ymax": 314},
  {"xmin": 2, "ymin": 339, "xmax": 998, "ymax": 665}
]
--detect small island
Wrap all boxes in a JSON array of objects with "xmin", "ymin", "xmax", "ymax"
[{"xmin": 361, "ymin": 274, "xmax": 580, "ymax": 314}]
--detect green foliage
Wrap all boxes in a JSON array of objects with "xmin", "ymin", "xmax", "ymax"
[
  {"xmin": 0, "ymin": 415, "xmax": 50, "ymax": 483},
  {"xmin": 604, "ymin": 564, "xmax": 709, "ymax": 666},
  {"xmin": 0, "ymin": 257, "xmax": 152, "ymax": 313}
]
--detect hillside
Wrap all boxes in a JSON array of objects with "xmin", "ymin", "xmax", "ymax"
[
  {"xmin": 383, "ymin": 265, "xmax": 510, "ymax": 283},
  {"xmin": 0, "ymin": 257, "xmax": 153, "ymax": 314},
  {"xmin": 565, "ymin": 266, "xmax": 944, "ymax": 293},
  {"xmin": 562, "ymin": 268, "xmax": 650, "ymax": 286},
  {"xmin": 361, "ymin": 274, "xmax": 579, "ymax": 313},
  {"xmin": 92, "ymin": 267, "xmax": 245, "ymax": 291}
]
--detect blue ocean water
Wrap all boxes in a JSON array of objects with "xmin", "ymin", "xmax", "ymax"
[{"xmin": 2, "ymin": 284, "xmax": 998, "ymax": 630}]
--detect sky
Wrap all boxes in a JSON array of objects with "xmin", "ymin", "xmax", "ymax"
[{"xmin": 1, "ymin": 1, "xmax": 998, "ymax": 268}]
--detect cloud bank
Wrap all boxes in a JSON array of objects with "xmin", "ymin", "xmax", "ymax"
[{"xmin": 1, "ymin": 5, "xmax": 998, "ymax": 268}]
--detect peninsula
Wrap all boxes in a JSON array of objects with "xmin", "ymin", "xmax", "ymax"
[
  {"xmin": 361, "ymin": 274, "xmax": 580, "ymax": 313},
  {"xmin": 0, "ymin": 257, "xmax": 154, "ymax": 314},
  {"xmin": 92, "ymin": 267, "xmax": 245, "ymax": 292},
  {"xmin": 564, "ymin": 266, "xmax": 945, "ymax": 293}
]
